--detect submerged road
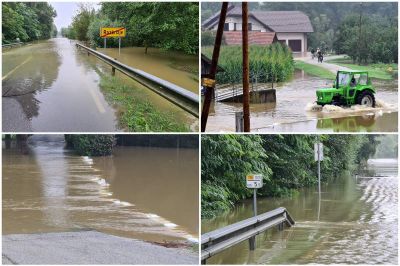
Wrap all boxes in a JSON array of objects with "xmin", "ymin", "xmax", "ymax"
[
  {"xmin": 2, "ymin": 231, "xmax": 198, "ymax": 264},
  {"xmin": 2, "ymin": 38, "xmax": 119, "ymax": 132}
]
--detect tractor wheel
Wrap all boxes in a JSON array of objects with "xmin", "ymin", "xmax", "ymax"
[{"xmin": 356, "ymin": 91, "xmax": 375, "ymax": 107}]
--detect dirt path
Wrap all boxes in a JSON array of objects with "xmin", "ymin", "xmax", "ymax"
[{"xmin": 296, "ymin": 54, "xmax": 353, "ymax": 73}]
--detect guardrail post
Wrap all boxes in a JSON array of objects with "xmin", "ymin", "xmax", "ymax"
[
  {"xmin": 249, "ymin": 237, "xmax": 256, "ymax": 250},
  {"xmin": 112, "ymin": 66, "xmax": 116, "ymax": 76}
]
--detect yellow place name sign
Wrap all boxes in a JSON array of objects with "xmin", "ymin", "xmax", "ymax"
[{"xmin": 100, "ymin": 27, "xmax": 126, "ymax": 38}]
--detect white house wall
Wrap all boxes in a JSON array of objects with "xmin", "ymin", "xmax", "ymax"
[
  {"xmin": 276, "ymin": 32, "xmax": 307, "ymax": 52},
  {"xmin": 211, "ymin": 16, "xmax": 269, "ymax": 32}
]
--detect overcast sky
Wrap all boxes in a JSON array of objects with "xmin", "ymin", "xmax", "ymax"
[{"xmin": 51, "ymin": 2, "xmax": 100, "ymax": 30}]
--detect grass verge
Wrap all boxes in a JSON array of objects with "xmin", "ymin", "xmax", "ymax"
[
  {"xmin": 326, "ymin": 57, "xmax": 397, "ymax": 80},
  {"xmin": 294, "ymin": 60, "xmax": 335, "ymax": 79},
  {"xmin": 99, "ymin": 74, "xmax": 189, "ymax": 132}
]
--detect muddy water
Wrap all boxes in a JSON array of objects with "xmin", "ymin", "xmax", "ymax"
[
  {"xmin": 98, "ymin": 47, "xmax": 198, "ymax": 93},
  {"xmin": 202, "ymin": 158, "xmax": 398, "ymax": 264},
  {"xmin": 2, "ymin": 38, "xmax": 118, "ymax": 132},
  {"xmin": 3, "ymin": 136, "xmax": 199, "ymax": 243},
  {"xmin": 206, "ymin": 71, "xmax": 398, "ymax": 132},
  {"xmin": 2, "ymin": 38, "xmax": 198, "ymax": 131}
]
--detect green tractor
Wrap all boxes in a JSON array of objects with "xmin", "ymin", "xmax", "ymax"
[{"xmin": 316, "ymin": 70, "xmax": 376, "ymax": 107}]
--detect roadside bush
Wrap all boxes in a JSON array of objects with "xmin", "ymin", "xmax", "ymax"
[
  {"xmin": 202, "ymin": 43, "xmax": 294, "ymax": 84},
  {"xmin": 65, "ymin": 135, "xmax": 115, "ymax": 156}
]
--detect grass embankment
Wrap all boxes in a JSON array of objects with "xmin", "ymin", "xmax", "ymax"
[
  {"xmin": 202, "ymin": 43, "xmax": 294, "ymax": 84},
  {"xmin": 326, "ymin": 57, "xmax": 397, "ymax": 80},
  {"xmin": 294, "ymin": 60, "xmax": 335, "ymax": 79},
  {"xmin": 99, "ymin": 75, "xmax": 188, "ymax": 132}
]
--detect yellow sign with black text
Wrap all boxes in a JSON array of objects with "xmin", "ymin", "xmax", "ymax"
[{"xmin": 100, "ymin": 27, "xmax": 126, "ymax": 38}]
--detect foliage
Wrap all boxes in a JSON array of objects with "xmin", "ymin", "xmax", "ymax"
[
  {"xmin": 203, "ymin": 44, "xmax": 294, "ymax": 84},
  {"xmin": 374, "ymin": 135, "xmax": 398, "ymax": 158},
  {"xmin": 201, "ymin": 134, "xmax": 380, "ymax": 219},
  {"xmin": 201, "ymin": 135, "xmax": 272, "ymax": 218},
  {"xmin": 99, "ymin": 75, "xmax": 189, "ymax": 132},
  {"xmin": 2, "ymin": 2, "xmax": 56, "ymax": 43},
  {"xmin": 64, "ymin": 2, "xmax": 198, "ymax": 54},
  {"xmin": 294, "ymin": 61, "xmax": 335, "ymax": 79},
  {"xmin": 65, "ymin": 135, "xmax": 115, "ymax": 156},
  {"xmin": 333, "ymin": 14, "xmax": 398, "ymax": 64},
  {"xmin": 70, "ymin": 3, "xmax": 96, "ymax": 41}
]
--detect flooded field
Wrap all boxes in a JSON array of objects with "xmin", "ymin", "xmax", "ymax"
[
  {"xmin": 2, "ymin": 38, "xmax": 198, "ymax": 131},
  {"xmin": 206, "ymin": 71, "xmax": 398, "ymax": 132},
  {"xmin": 3, "ymin": 136, "xmax": 199, "ymax": 243},
  {"xmin": 202, "ymin": 158, "xmax": 398, "ymax": 264}
]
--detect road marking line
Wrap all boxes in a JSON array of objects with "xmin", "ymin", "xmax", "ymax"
[
  {"xmin": 2, "ymin": 56, "xmax": 32, "ymax": 80},
  {"xmin": 89, "ymin": 89, "xmax": 106, "ymax": 114}
]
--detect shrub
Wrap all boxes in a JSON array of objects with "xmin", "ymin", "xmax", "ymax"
[{"xmin": 65, "ymin": 135, "xmax": 115, "ymax": 156}]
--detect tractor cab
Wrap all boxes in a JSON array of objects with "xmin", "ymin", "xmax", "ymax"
[{"xmin": 316, "ymin": 70, "xmax": 376, "ymax": 107}]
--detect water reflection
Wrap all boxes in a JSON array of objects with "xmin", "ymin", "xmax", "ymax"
[
  {"xmin": 206, "ymin": 71, "xmax": 398, "ymax": 132},
  {"xmin": 3, "ymin": 136, "xmax": 199, "ymax": 243},
  {"xmin": 202, "ymin": 159, "xmax": 398, "ymax": 264}
]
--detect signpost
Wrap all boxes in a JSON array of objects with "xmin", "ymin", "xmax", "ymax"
[
  {"xmin": 246, "ymin": 174, "xmax": 263, "ymax": 250},
  {"xmin": 100, "ymin": 27, "xmax": 126, "ymax": 55},
  {"xmin": 314, "ymin": 142, "xmax": 323, "ymax": 220}
]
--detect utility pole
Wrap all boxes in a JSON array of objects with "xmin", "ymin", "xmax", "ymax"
[
  {"xmin": 242, "ymin": 2, "xmax": 250, "ymax": 132},
  {"xmin": 358, "ymin": 3, "xmax": 363, "ymax": 65},
  {"xmin": 201, "ymin": 2, "xmax": 229, "ymax": 132}
]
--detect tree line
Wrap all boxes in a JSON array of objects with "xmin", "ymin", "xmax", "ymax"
[
  {"xmin": 201, "ymin": 134, "xmax": 381, "ymax": 218},
  {"xmin": 2, "ymin": 2, "xmax": 57, "ymax": 43},
  {"xmin": 202, "ymin": 2, "xmax": 397, "ymax": 63},
  {"xmin": 61, "ymin": 2, "xmax": 199, "ymax": 55}
]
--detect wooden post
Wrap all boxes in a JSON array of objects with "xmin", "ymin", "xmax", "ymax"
[
  {"xmin": 201, "ymin": 2, "xmax": 228, "ymax": 132},
  {"xmin": 112, "ymin": 67, "xmax": 116, "ymax": 76},
  {"xmin": 242, "ymin": 2, "xmax": 250, "ymax": 132}
]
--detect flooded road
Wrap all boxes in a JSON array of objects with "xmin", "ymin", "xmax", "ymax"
[
  {"xmin": 3, "ymin": 136, "xmax": 199, "ymax": 243},
  {"xmin": 2, "ymin": 38, "xmax": 198, "ymax": 131},
  {"xmin": 2, "ymin": 38, "xmax": 118, "ymax": 132},
  {"xmin": 202, "ymin": 158, "xmax": 398, "ymax": 264},
  {"xmin": 206, "ymin": 71, "xmax": 398, "ymax": 132}
]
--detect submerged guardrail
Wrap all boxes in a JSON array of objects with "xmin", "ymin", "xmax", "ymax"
[
  {"xmin": 2, "ymin": 42, "xmax": 24, "ymax": 48},
  {"xmin": 76, "ymin": 43, "xmax": 199, "ymax": 117},
  {"xmin": 201, "ymin": 207, "xmax": 295, "ymax": 264}
]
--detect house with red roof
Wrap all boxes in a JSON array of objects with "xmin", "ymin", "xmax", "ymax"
[{"xmin": 202, "ymin": 5, "xmax": 314, "ymax": 53}]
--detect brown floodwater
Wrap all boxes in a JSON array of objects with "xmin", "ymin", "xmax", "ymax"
[
  {"xmin": 2, "ymin": 38, "xmax": 198, "ymax": 131},
  {"xmin": 202, "ymin": 158, "xmax": 398, "ymax": 264},
  {"xmin": 205, "ymin": 71, "xmax": 398, "ymax": 132},
  {"xmin": 3, "ymin": 135, "xmax": 199, "ymax": 243}
]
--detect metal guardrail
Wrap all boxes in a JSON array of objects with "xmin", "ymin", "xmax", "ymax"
[
  {"xmin": 2, "ymin": 42, "xmax": 24, "ymax": 48},
  {"xmin": 201, "ymin": 207, "xmax": 295, "ymax": 263},
  {"xmin": 76, "ymin": 43, "xmax": 199, "ymax": 117}
]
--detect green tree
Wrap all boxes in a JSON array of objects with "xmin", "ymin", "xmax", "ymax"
[{"xmin": 71, "ymin": 3, "xmax": 96, "ymax": 41}]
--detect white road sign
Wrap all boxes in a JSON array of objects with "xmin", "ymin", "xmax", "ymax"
[
  {"xmin": 314, "ymin": 143, "xmax": 324, "ymax": 161},
  {"xmin": 246, "ymin": 174, "xmax": 263, "ymax": 189}
]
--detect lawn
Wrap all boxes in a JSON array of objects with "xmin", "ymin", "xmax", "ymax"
[
  {"xmin": 326, "ymin": 57, "xmax": 397, "ymax": 80},
  {"xmin": 294, "ymin": 61, "xmax": 335, "ymax": 79}
]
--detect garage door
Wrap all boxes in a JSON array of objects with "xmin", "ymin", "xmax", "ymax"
[{"xmin": 288, "ymin": 40, "xmax": 302, "ymax": 52}]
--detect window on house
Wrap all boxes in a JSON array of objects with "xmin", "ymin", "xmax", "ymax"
[
  {"xmin": 234, "ymin": 23, "xmax": 237, "ymax": 31},
  {"xmin": 224, "ymin": 23, "xmax": 229, "ymax": 31},
  {"xmin": 248, "ymin": 23, "xmax": 252, "ymax": 31}
]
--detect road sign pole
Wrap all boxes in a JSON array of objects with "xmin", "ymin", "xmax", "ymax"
[
  {"xmin": 318, "ymin": 143, "xmax": 321, "ymax": 195},
  {"xmin": 104, "ymin": 38, "xmax": 106, "ymax": 49},
  {"xmin": 253, "ymin": 188, "xmax": 257, "ymax": 216},
  {"xmin": 119, "ymin": 37, "xmax": 121, "ymax": 56}
]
